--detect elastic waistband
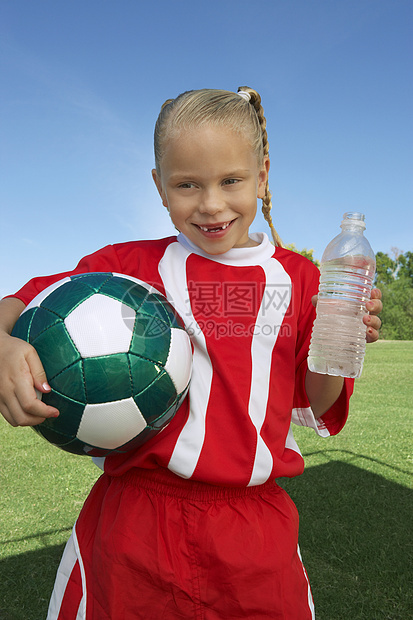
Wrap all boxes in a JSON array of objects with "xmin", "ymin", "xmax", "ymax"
[{"xmin": 108, "ymin": 467, "xmax": 281, "ymax": 501}]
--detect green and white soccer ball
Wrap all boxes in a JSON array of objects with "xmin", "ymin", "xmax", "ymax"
[{"xmin": 12, "ymin": 272, "xmax": 192, "ymax": 456}]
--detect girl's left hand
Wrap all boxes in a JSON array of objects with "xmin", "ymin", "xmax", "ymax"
[
  {"xmin": 311, "ymin": 287, "xmax": 383, "ymax": 344},
  {"xmin": 364, "ymin": 288, "xmax": 383, "ymax": 343}
]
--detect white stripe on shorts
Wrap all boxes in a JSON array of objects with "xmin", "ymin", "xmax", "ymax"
[
  {"xmin": 47, "ymin": 524, "xmax": 86, "ymax": 620},
  {"xmin": 297, "ymin": 544, "xmax": 316, "ymax": 619}
]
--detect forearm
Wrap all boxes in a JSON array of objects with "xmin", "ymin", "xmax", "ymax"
[
  {"xmin": 305, "ymin": 369, "xmax": 344, "ymax": 419},
  {"xmin": 0, "ymin": 297, "xmax": 25, "ymax": 335}
]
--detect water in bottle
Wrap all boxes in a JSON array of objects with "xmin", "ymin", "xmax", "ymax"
[{"xmin": 308, "ymin": 212, "xmax": 376, "ymax": 378}]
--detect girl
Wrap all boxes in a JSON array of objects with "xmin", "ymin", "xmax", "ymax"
[{"xmin": 0, "ymin": 87, "xmax": 382, "ymax": 619}]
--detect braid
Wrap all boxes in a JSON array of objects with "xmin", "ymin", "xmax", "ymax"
[{"xmin": 237, "ymin": 87, "xmax": 283, "ymax": 248}]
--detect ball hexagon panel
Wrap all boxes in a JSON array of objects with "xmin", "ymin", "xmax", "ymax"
[
  {"xmin": 28, "ymin": 307, "xmax": 61, "ymax": 341},
  {"xmin": 130, "ymin": 318, "xmax": 172, "ymax": 366},
  {"xmin": 11, "ymin": 307, "xmax": 36, "ymax": 341},
  {"xmin": 128, "ymin": 354, "xmax": 164, "ymax": 396},
  {"xmin": 35, "ymin": 424, "xmax": 86, "ymax": 455},
  {"xmin": 40, "ymin": 279, "xmax": 95, "ymax": 317},
  {"xmin": 38, "ymin": 392, "xmax": 86, "ymax": 439},
  {"xmin": 32, "ymin": 322, "xmax": 81, "ymax": 379},
  {"xmin": 25, "ymin": 278, "xmax": 71, "ymax": 313},
  {"xmin": 134, "ymin": 371, "xmax": 178, "ymax": 425},
  {"xmin": 51, "ymin": 361, "xmax": 87, "ymax": 403},
  {"xmin": 83, "ymin": 354, "xmax": 132, "ymax": 404},
  {"xmin": 99, "ymin": 275, "xmax": 150, "ymax": 311},
  {"xmin": 151, "ymin": 293, "xmax": 186, "ymax": 330}
]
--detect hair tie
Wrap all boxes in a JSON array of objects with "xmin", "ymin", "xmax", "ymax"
[{"xmin": 237, "ymin": 90, "xmax": 251, "ymax": 102}]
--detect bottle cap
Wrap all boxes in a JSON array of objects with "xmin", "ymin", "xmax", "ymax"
[{"xmin": 344, "ymin": 212, "xmax": 365, "ymax": 221}]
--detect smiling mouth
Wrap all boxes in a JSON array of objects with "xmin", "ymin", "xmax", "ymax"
[{"xmin": 196, "ymin": 221, "xmax": 234, "ymax": 233}]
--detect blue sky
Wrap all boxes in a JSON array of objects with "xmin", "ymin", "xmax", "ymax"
[{"xmin": 1, "ymin": 0, "xmax": 411, "ymax": 298}]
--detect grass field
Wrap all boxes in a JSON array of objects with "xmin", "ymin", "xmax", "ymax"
[{"xmin": 0, "ymin": 340, "xmax": 412, "ymax": 619}]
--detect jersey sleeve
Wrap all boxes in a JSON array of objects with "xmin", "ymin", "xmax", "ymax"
[
  {"xmin": 7, "ymin": 244, "xmax": 123, "ymax": 305},
  {"xmin": 291, "ymin": 256, "xmax": 354, "ymax": 437}
]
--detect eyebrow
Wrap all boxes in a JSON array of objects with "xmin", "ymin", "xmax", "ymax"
[
  {"xmin": 168, "ymin": 169, "xmax": 252, "ymax": 182},
  {"xmin": 222, "ymin": 169, "xmax": 252, "ymax": 177}
]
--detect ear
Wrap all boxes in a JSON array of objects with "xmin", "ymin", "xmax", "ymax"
[
  {"xmin": 257, "ymin": 157, "xmax": 270, "ymax": 200},
  {"xmin": 152, "ymin": 169, "xmax": 169, "ymax": 209}
]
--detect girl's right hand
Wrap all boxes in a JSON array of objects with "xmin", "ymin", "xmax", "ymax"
[{"xmin": 0, "ymin": 332, "xmax": 59, "ymax": 427}]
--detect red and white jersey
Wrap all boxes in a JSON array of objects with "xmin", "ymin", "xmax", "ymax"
[{"xmin": 12, "ymin": 233, "xmax": 353, "ymax": 486}]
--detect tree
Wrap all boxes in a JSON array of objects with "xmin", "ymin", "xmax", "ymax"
[
  {"xmin": 374, "ymin": 250, "xmax": 413, "ymax": 340},
  {"xmin": 285, "ymin": 243, "xmax": 320, "ymax": 268},
  {"xmin": 397, "ymin": 251, "xmax": 413, "ymax": 285},
  {"xmin": 375, "ymin": 251, "xmax": 398, "ymax": 287},
  {"xmin": 375, "ymin": 249, "xmax": 413, "ymax": 288}
]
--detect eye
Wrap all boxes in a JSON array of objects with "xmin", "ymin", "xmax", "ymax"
[
  {"xmin": 177, "ymin": 182, "xmax": 195, "ymax": 189},
  {"xmin": 223, "ymin": 178, "xmax": 239, "ymax": 186}
]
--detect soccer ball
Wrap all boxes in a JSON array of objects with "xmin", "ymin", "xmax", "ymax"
[{"xmin": 12, "ymin": 272, "xmax": 192, "ymax": 456}]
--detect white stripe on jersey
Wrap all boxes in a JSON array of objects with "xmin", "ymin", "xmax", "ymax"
[
  {"xmin": 247, "ymin": 258, "xmax": 292, "ymax": 486},
  {"xmin": 159, "ymin": 241, "xmax": 296, "ymax": 484},
  {"xmin": 159, "ymin": 241, "xmax": 213, "ymax": 479}
]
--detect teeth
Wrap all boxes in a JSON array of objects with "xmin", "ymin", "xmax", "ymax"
[{"xmin": 199, "ymin": 222, "xmax": 231, "ymax": 232}]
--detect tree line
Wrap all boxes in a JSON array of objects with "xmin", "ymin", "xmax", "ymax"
[
  {"xmin": 287, "ymin": 245, "xmax": 413, "ymax": 340},
  {"xmin": 374, "ymin": 250, "xmax": 412, "ymax": 340}
]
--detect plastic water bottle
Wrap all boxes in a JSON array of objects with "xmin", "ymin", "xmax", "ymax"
[{"xmin": 308, "ymin": 212, "xmax": 376, "ymax": 378}]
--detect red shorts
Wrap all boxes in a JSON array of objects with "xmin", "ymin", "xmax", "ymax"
[{"xmin": 47, "ymin": 468, "xmax": 315, "ymax": 619}]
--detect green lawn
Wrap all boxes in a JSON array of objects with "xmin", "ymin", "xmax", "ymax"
[
  {"xmin": 281, "ymin": 340, "xmax": 413, "ymax": 619},
  {"xmin": 0, "ymin": 341, "xmax": 412, "ymax": 619}
]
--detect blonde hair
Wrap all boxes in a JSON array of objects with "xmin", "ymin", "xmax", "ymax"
[{"xmin": 154, "ymin": 87, "xmax": 283, "ymax": 247}]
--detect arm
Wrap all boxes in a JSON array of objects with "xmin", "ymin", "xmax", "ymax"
[
  {"xmin": 0, "ymin": 297, "xmax": 26, "ymax": 334},
  {"xmin": 306, "ymin": 288, "xmax": 383, "ymax": 418},
  {"xmin": 0, "ymin": 297, "xmax": 59, "ymax": 427},
  {"xmin": 305, "ymin": 372, "xmax": 344, "ymax": 419}
]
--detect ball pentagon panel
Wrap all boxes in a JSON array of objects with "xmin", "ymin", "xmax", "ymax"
[{"xmin": 64, "ymin": 294, "xmax": 135, "ymax": 357}]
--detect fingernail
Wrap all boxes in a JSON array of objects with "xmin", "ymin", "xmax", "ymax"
[{"xmin": 42, "ymin": 383, "xmax": 51, "ymax": 391}]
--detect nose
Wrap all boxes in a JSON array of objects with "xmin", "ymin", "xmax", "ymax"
[{"xmin": 198, "ymin": 187, "xmax": 225, "ymax": 215}]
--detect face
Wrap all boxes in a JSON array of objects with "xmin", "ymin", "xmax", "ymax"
[{"xmin": 152, "ymin": 125, "xmax": 269, "ymax": 255}]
